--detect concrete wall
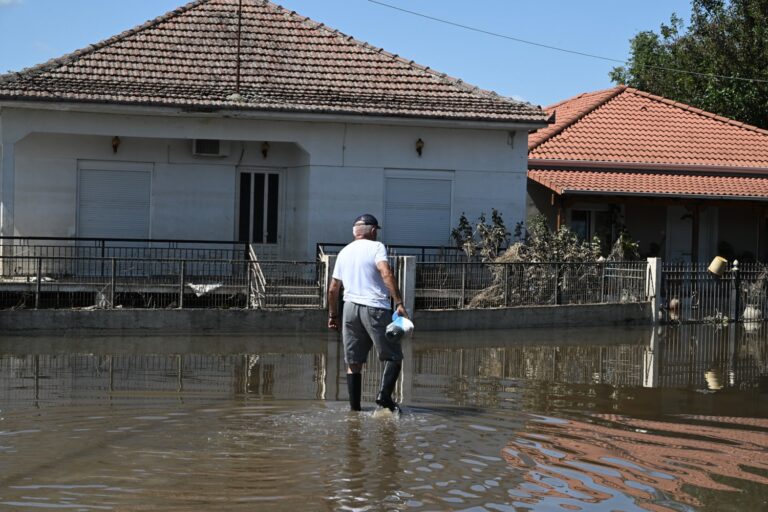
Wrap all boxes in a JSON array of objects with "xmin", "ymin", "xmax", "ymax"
[
  {"xmin": 415, "ymin": 302, "xmax": 650, "ymax": 331},
  {"xmin": 2, "ymin": 107, "xmax": 531, "ymax": 260},
  {"xmin": 0, "ymin": 302, "xmax": 650, "ymax": 335}
]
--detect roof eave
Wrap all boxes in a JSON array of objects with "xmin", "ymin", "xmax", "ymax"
[
  {"xmin": 0, "ymin": 99, "xmax": 549, "ymax": 131},
  {"xmin": 553, "ymin": 188, "xmax": 768, "ymax": 202},
  {"xmin": 528, "ymin": 158, "xmax": 768, "ymax": 176}
]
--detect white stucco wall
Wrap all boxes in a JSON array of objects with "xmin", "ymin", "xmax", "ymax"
[{"xmin": 1, "ymin": 106, "xmax": 532, "ymax": 260}]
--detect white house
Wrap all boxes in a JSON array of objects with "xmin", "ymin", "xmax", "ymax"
[{"xmin": 0, "ymin": 0, "xmax": 548, "ymax": 260}]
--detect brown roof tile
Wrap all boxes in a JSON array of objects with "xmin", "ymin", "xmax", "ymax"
[
  {"xmin": 529, "ymin": 168, "xmax": 768, "ymax": 200},
  {"xmin": 0, "ymin": 0, "xmax": 547, "ymax": 123},
  {"xmin": 529, "ymin": 87, "xmax": 768, "ymax": 168}
]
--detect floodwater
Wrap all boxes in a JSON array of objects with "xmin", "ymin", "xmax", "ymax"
[{"xmin": 1, "ymin": 324, "xmax": 767, "ymax": 511}]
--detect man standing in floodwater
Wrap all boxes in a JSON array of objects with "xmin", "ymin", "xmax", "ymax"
[{"xmin": 327, "ymin": 213, "xmax": 410, "ymax": 412}]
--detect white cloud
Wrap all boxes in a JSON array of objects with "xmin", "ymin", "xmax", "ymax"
[{"xmin": 0, "ymin": 0, "xmax": 22, "ymax": 5}]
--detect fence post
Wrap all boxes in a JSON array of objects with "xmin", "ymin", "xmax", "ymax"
[
  {"xmin": 503, "ymin": 264, "xmax": 509, "ymax": 307},
  {"xmin": 399, "ymin": 256, "xmax": 416, "ymax": 316},
  {"xmin": 730, "ymin": 259, "xmax": 740, "ymax": 322},
  {"xmin": 100, "ymin": 239, "xmax": 106, "ymax": 277},
  {"xmin": 179, "ymin": 260, "xmax": 186, "ymax": 309},
  {"xmin": 599, "ymin": 262, "xmax": 606, "ymax": 303},
  {"xmin": 460, "ymin": 262, "xmax": 467, "ymax": 309},
  {"xmin": 554, "ymin": 263, "xmax": 561, "ymax": 305},
  {"xmin": 246, "ymin": 260, "xmax": 252, "ymax": 309},
  {"xmin": 110, "ymin": 258, "xmax": 116, "ymax": 309},
  {"xmin": 35, "ymin": 257, "xmax": 42, "ymax": 309},
  {"xmin": 320, "ymin": 254, "xmax": 336, "ymax": 310},
  {"xmin": 646, "ymin": 257, "xmax": 662, "ymax": 324}
]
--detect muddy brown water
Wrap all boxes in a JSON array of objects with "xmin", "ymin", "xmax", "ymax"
[{"xmin": 1, "ymin": 324, "xmax": 767, "ymax": 511}]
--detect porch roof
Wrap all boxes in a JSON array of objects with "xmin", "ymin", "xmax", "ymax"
[
  {"xmin": 0, "ymin": 0, "xmax": 548, "ymax": 125},
  {"xmin": 528, "ymin": 168, "xmax": 768, "ymax": 201}
]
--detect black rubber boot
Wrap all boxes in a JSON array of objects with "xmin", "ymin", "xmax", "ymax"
[
  {"xmin": 375, "ymin": 361, "xmax": 402, "ymax": 412},
  {"xmin": 347, "ymin": 373, "xmax": 362, "ymax": 411}
]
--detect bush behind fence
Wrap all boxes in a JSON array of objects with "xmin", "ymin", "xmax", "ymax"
[{"xmin": 415, "ymin": 261, "xmax": 648, "ymax": 310}]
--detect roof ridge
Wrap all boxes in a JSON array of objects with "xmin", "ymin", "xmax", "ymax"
[
  {"xmin": 0, "ymin": 0, "xmax": 207, "ymax": 84},
  {"xmin": 542, "ymin": 85, "xmax": 623, "ymax": 111},
  {"xmin": 528, "ymin": 85, "xmax": 626, "ymax": 152},
  {"xmin": 265, "ymin": 0, "xmax": 535, "ymax": 108},
  {"xmin": 625, "ymin": 87, "xmax": 768, "ymax": 137}
]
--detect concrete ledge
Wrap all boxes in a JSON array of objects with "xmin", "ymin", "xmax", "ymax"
[
  {"xmin": 415, "ymin": 302, "xmax": 651, "ymax": 331},
  {"xmin": 0, "ymin": 308, "xmax": 329, "ymax": 336},
  {"xmin": 0, "ymin": 303, "xmax": 650, "ymax": 336}
]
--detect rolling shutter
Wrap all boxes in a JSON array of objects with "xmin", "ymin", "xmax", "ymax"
[
  {"xmin": 384, "ymin": 177, "xmax": 452, "ymax": 246},
  {"xmin": 78, "ymin": 167, "xmax": 151, "ymax": 238}
]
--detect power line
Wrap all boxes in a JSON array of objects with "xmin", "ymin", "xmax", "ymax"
[{"xmin": 367, "ymin": 0, "xmax": 768, "ymax": 85}]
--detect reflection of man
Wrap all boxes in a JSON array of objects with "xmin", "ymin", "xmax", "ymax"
[{"xmin": 328, "ymin": 214, "xmax": 409, "ymax": 412}]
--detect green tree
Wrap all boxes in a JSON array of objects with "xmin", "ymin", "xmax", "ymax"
[{"xmin": 610, "ymin": 0, "xmax": 768, "ymax": 129}]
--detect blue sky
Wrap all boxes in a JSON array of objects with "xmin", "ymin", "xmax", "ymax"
[{"xmin": 0, "ymin": 0, "xmax": 693, "ymax": 106}]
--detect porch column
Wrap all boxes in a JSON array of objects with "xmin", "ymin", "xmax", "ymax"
[
  {"xmin": 691, "ymin": 204, "xmax": 700, "ymax": 264},
  {"xmin": 0, "ymin": 139, "xmax": 16, "ymax": 248},
  {"xmin": 757, "ymin": 206, "xmax": 767, "ymax": 261},
  {"xmin": 552, "ymin": 193, "xmax": 564, "ymax": 230},
  {"xmin": 0, "ymin": 138, "xmax": 16, "ymax": 268}
]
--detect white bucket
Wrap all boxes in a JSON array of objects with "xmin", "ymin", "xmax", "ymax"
[{"xmin": 707, "ymin": 256, "xmax": 728, "ymax": 277}]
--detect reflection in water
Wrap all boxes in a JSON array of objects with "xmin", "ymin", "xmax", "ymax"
[
  {"xmin": 1, "ymin": 324, "xmax": 767, "ymax": 511},
  {"xmin": 505, "ymin": 414, "xmax": 768, "ymax": 510}
]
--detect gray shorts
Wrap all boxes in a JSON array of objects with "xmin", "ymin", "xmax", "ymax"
[{"xmin": 342, "ymin": 302, "xmax": 403, "ymax": 364}]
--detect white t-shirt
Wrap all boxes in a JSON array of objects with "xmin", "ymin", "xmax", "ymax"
[{"xmin": 332, "ymin": 239, "xmax": 390, "ymax": 309}]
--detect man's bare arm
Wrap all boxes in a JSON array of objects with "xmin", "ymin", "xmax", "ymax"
[
  {"xmin": 376, "ymin": 260, "xmax": 409, "ymax": 318},
  {"xmin": 327, "ymin": 278, "xmax": 342, "ymax": 330}
]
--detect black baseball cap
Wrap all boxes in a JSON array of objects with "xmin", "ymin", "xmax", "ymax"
[{"xmin": 354, "ymin": 213, "xmax": 382, "ymax": 229}]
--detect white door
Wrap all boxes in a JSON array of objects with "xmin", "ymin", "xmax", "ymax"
[
  {"xmin": 77, "ymin": 163, "xmax": 151, "ymax": 239},
  {"xmin": 666, "ymin": 205, "xmax": 693, "ymax": 262},
  {"xmin": 384, "ymin": 177, "xmax": 452, "ymax": 246}
]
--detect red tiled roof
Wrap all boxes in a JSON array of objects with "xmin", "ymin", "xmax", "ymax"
[
  {"xmin": 528, "ymin": 86, "xmax": 624, "ymax": 150},
  {"xmin": 529, "ymin": 168, "xmax": 768, "ymax": 200},
  {"xmin": 529, "ymin": 86, "xmax": 768, "ymax": 168},
  {"xmin": 0, "ymin": 0, "xmax": 547, "ymax": 123}
]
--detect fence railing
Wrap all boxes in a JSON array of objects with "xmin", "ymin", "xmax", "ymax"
[
  {"xmin": 0, "ymin": 251, "xmax": 676, "ymax": 315},
  {"xmin": 415, "ymin": 261, "xmax": 648, "ymax": 310},
  {"xmin": 0, "ymin": 237, "xmax": 248, "ymax": 275},
  {"xmin": 0, "ymin": 256, "xmax": 322, "ymax": 310},
  {"xmin": 661, "ymin": 261, "xmax": 768, "ymax": 324},
  {"xmin": 318, "ymin": 243, "xmax": 471, "ymax": 263}
]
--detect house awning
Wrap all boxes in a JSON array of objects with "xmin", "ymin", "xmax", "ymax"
[{"xmin": 528, "ymin": 168, "xmax": 768, "ymax": 201}]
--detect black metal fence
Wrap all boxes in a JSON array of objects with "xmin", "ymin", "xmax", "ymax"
[
  {"xmin": 0, "ymin": 237, "xmax": 247, "ymax": 276},
  {"xmin": 0, "ymin": 256, "xmax": 323, "ymax": 310},
  {"xmin": 661, "ymin": 261, "xmax": 768, "ymax": 324},
  {"xmin": 318, "ymin": 243, "xmax": 469, "ymax": 263},
  {"xmin": 415, "ymin": 261, "xmax": 648, "ymax": 310}
]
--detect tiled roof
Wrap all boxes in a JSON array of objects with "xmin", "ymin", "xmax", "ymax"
[
  {"xmin": 529, "ymin": 86, "xmax": 768, "ymax": 168},
  {"xmin": 528, "ymin": 168, "xmax": 768, "ymax": 200},
  {"xmin": 527, "ymin": 86, "xmax": 623, "ymax": 150},
  {"xmin": 0, "ymin": 0, "xmax": 547, "ymax": 123}
]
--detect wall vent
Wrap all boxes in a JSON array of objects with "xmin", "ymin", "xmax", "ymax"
[{"xmin": 193, "ymin": 139, "xmax": 230, "ymax": 157}]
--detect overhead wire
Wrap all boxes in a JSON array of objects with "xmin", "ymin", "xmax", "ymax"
[{"xmin": 367, "ymin": 0, "xmax": 768, "ymax": 85}]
